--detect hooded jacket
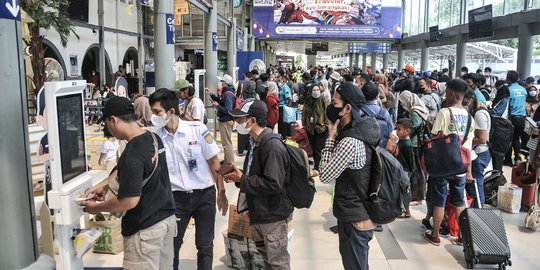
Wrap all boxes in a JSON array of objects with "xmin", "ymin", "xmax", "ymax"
[
  {"xmin": 211, "ymin": 86, "xmax": 235, "ymax": 122},
  {"xmin": 333, "ymin": 116, "xmax": 380, "ymax": 223}
]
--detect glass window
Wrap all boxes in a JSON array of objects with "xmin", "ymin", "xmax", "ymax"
[
  {"xmin": 535, "ymin": 0, "xmax": 540, "ymax": 9},
  {"xmin": 428, "ymin": 0, "xmax": 440, "ymax": 27},
  {"xmin": 419, "ymin": 0, "xmax": 426, "ymax": 33},
  {"xmin": 410, "ymin": 0, "xmax": 420, "ymax": 35},
  {"xmin": 484, "ymin": 0, "xmax": 505, "ymax": 16},
  {"xmin": 450, "ymin": 0, "xmax": 462, "ymax": 26},
  {"xmin": 506, "ymin": 0, "xmax": 525, "ymax": 14},
  {"xmin": 439, "ymin": 0, "xmax": 452, "ymax": 29},
  {"xmin": 403, "ymin": 0, "xmax": 411, "ymax": 35}
]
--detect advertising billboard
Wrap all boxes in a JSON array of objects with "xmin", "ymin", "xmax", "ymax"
[{"xmin": 253, "ymin": 0, "xmax": 401, "ymax": 39}]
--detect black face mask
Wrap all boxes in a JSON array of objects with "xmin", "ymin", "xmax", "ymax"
[{"xmin": 326, "ymin": 104, "xmax": 344, "ymax": 123}]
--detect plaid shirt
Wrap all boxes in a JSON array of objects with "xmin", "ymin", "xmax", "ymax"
[{"xmin": 319, "ymin": 137, "xmax": 367, "ymax": 184}]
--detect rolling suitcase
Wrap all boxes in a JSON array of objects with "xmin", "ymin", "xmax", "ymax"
[
  {"xmin": 459, "ymin": 208, "xmax": 512, "ymax": 270},
  {"xmin": 511, "ymin": 162, "xmax": 537, "ymax": 210}
]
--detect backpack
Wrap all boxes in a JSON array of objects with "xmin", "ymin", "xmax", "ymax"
[
  {"xmin": 257, "ymin": 83, "xmax": 269, "ymax": 101},
  {"xmin": 363, "ymin": 146, "xmax": 411, "ymax": 224},
  {"xmin": 477, "ymin": 107, "xmax": 513, "ymax": 156},
  {"xmin": 223, "ymin": 91, "xmax": 239, "ymax": 109},
  {"xmin": 361, "ymin": 105, "xmax": 392, "ymax": 148},
  {"xmin": 260, "ymin": 134, "xmax": 316, "ymax": 209}
]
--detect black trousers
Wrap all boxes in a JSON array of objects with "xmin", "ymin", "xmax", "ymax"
[
  {"xmin": 308, "ymin": 130, "xmax": 328, "ymax": 171},
  {"xmin": 173, "ymin": 187, "xmax": 216, "ymax": 270},
  {"xmin": 278, "ymin": 106, "xmax": 292, "ymax": 138},
  {"xmin": 506, "ymin": 116, "xmax": 526, "ymax": 162}
]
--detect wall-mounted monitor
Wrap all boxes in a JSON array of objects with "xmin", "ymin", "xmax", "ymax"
[{"xmin": 469, "ymin": 5, "xmax": 493, "ymax": 40}]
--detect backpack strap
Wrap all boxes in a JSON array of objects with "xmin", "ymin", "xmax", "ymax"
[
  {"xmin": 448, "ymin": 108, "xmax": 472, "ymax": 145},
  {"xmin": 143, "ymin": 132, "xmax": 160, "ymax": 188}
]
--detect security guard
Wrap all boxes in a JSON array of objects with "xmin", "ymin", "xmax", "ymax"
[{"xmin": 149, "ymin": 89, "xmax": 228, "ymax": 270}]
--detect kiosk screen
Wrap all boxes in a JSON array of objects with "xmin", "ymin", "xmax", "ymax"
[{"xmin": 56, "ymin": 94, "xmax": 87, "ymax": 183}]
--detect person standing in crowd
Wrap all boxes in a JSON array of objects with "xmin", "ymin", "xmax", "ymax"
[
  {"xmin": 224, "ymin": 99, "xmax": 293, "ymax": 270},
  {"xmin": 399, "ymin": 91, "xmax": 429, "ymax": 206},
  {"xmin": 424, "ymin": 79, "xmax": 475, "ymax": 246},
  {"xmin": 525, "ymin": 77, "xmax": 539, "ymax": 116},
  {"xmin": 301, "ymin": 72, "xmax": 314, "ymax": 103},
  {"xmin": 278, "ymin": 72, "xmax": 293, "ymax": 137},
  {"xmin": 329, "ymin": 71, "xmax": 342, "ymax": 95},
  {"xmin": 319, "ymin": 82, "xmax": 379, "ymax": 270},
  {"xmin": 439, "ymin": 68, "xmax": 451, "ymax": 83},
  {"xmin": 257, "ymin": 73, "xmax": 270, "ymax": 101},
  {"xmin": 386, "ymin": 118, "xmax": 415, "ymax": 218},
  {"xmin": 266, "ymin": 82, "xmax": 280, "ymax": 129},
  {"xmin": 361, "ymin": 82, "xmax": 394, "ymax": 148},
  {"xmin": 394, "ymin": 65, "xmax": 416, "ymax": 93},
  {"xmin": 484, "ymin": 67, "xmax": 497, "ymax": 90},
  {"xmin": 419, "ymin": 77, "xmax": 441, "ymax": 119},
  {"xmin": 207, "ymin": 74, "xmax": 236, "ymax": 164},
  {"xmin": 149, "ymin": 89, "xmax": 228, "ymax": 270},
  {"xmin": 489, "ymin": 81, "xmax": 511, "ymax": 172},
  {"xmin": 355, "ymin": 73, "xmax": 371, "ymax": 89},
  {"xmin": 303, "ymin": 84, "xmax": 330, "ymax": 175},
  {"xmin": 375, "ymin": 74, "xmax": 394, "ymax": 112},
  {"xmin": 99, "ymin": 126, "xmax": 119, "ymax": 174},
  {"xmin": 463, "ymin": 89, "xmax": 491, "ymax": 208},
  {"xmin": 463, "ymin": 73, "xmax": 488, "ymax": 105},
  {"xmin": 505, "ymin": 70, "xmax": 527, "ymax": 165},
  {"xmin": 80, "ymin": 97, "xmax": 176, "ymax": 269},
  {"xmin": 460, "ymin": 66, "xmax": 469, "ymax": 78},
  {"xmin": 180, "ymin": 86, "xmax": 206, "ymax": 123},
  {"xmin": 133, "ymin": 96, "xmax": 153, "ymax": 127}
]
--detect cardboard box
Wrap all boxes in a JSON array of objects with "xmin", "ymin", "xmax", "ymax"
[{"xmin": 228, "ymin": 205, "xmax": 252, "ymax": 238}]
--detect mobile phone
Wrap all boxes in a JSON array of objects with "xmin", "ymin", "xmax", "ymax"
[{"xmin": 218, "ymin": 163, "xmax": 235, "ymax": 175}]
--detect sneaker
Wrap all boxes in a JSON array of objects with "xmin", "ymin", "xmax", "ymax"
[
  {"xmin": 440, "ymin": 226, "xmax": 450, "ymax": 237},
  {"xmin": 374, "ymin": 225, "xmax": 383, "ymax": 232},
  {"xmin": 422, "ymin": 218, "xmax": 433, "ymax": 230},
  {"xmin": 424, "ymin": 231, "xmax": 441, "ymax": 246}
]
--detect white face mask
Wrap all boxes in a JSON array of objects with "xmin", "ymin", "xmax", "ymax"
[
  {"xmin": 312, "ymin": 90, "xmax": 321, "ymax": 99},
  {"xmin": 530, "ymin": 90, "xmax": 538, "ymax": 97},
  {"xmin": 236, "ymin": 119, "xmax": 252, "ymax": 135},
  {"xmin": 151, "ymin": 113, "xmax": 170, "ymax": 128}
]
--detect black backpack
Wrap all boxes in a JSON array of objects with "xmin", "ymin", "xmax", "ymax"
[
  {"xmin": 363, "ymin": 146, "xmax": 411, "ymax": 224},
  {"xmin": 477, "ymin": 107, "xmax": 513, "ymax": 156},
  {"xmin": 483, "ymin": 170, "xmax": 507, "ymax": 205},
  {"xmin": 260, "ymin": 135, "xmax": 316, "ymax": 209}
]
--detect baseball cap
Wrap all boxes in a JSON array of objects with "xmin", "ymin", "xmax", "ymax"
[
  {"xmin": 336, "ymin": 82, "xmax": 366, "ymax": 110},
  {"xmin": 99, "ymin": 96, "xmax": 135, "ymax": 122},
  {"xmin": 218, "ymin": 74, "xmax": 233, "ymax": 85},
  {"xmin": 175, "ymin": 79, "xmax": 191, "ymax": 91},
  {"xmin": 404, "ymin": 64, "xmax": 415, "ymax": 73},
  {"xmin": 229, "ymin": 98, "xmax": 268, "ymax": 119}
]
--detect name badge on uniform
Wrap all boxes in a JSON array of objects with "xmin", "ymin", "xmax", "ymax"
[{"xmin": 188, "ymin": 159, "xmax": 198, "ymax": 172}]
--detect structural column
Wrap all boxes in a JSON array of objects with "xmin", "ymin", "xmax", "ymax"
[
  {"xmin": 456, "ymin": 43, "xmax": 467, "ymax": 78},
  {"xmin": 370, "ymin": 53, "xmax": 377, "ymax": 72},
  {"xmin": 355, "ymin": 53, "xmax": 361, "ymax": 69},
  {"xmin": 517, "ymin": 26, "xmax": 533, "ymax": 79},
  {"xmin": 382, "ymin": 53, "xmax": 389, "ymax": 72},
  {"xmin": 421, "ymin": 46, "xmax": 429, "ymax": 72},
  {"xmin": 243, "ymin": 28, "xmax": 248, "ymax": 52},
  {"xmin": 397, "ymin": 44, "xmax": 404, "ymax": 70},
  {"xmin": 154, "ymin": 0, "xmax": 175, "ymax": 89},
  {"xmin": 98, "ymin": 0, "xmax": 106, "ymax": 87},
  {"xmin": 227, "ymin": 18, "xmax": 237, "ymax": 80},
  {"xmin": 249, "ymin": 35, "xmax": 255, "ymax": 51},
  {"xmin": 204, "ymin": 3, "xmax": 218, "ymax": 92},
  {"xmin": 137, "ymin": 0, "xmax": 145, "ymax": 93},
  {"xmin": 362, "ymin": 53, "xmax": 367, "ymax": 73},
  {"xmin": 0, "ymin": 9, "xmax": 38, "ymax": 269},
  {"xmin": 348, "ymin": 54, "xmax": 354, "ymax": 71}
]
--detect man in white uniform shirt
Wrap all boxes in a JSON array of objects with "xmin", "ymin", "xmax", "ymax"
[
  {"xmin": 177, "ymin": 79, "xmax": 206, "ymax": 122},
  {"xmin": 149, "ymin": 89, "xmax": 228, "ymax": 270}
]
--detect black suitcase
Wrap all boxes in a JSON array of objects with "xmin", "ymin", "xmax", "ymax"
[{"xmin": 459, "ymin": 208, "xmax": 512, "ymax": 270}]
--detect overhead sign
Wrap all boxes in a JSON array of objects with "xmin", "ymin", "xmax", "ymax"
[
  {"xmin": 348, "ymin": 42, "xmax": 391, "ymax": 54},
  {"xmin": 253, "ymin": 0, "xmax": 401, "ymax": 39},
  {"xmin": 469, "ymin": 4, "xmax": 493, "ymax": 40},
  {"xmin": 1, "ymin": 0, "xmax": 20, "ymax": 20},
  {"xmin": 166, "ymin": 14, "xmax": 175, "ymax": 44}
]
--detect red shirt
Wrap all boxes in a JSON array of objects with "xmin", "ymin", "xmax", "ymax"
[{"xmin": 265, "ymin": 94, "xmax": 279, "ymax": 128}]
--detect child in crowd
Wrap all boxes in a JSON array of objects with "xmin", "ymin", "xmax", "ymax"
[
  {"xmin": 287, "ymin": 122, "xmax": 313, "ymax": 158},
  {"xmin": 98, "ymin": 126, "xmax": 119, "ymax": 174},
  {"xmin": 387, "ymin": 118, "xmax": 414, "ymax": 218}
]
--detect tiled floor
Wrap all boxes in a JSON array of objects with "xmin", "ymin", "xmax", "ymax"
[{"xmin": 81, "ymin": 131, "xmax": 540, "ymax": 269}]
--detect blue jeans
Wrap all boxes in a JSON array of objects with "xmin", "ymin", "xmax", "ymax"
[
  {"xmin": 467, "ymin": 151, "xmax": 491, "ymax": 208},
  {"xmin": 338, "ymin": 222, "xmax": 374, "ymax": 270}
]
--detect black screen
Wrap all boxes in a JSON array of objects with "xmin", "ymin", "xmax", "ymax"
[
  {"xmin": 68, "ymin": 0, "xmax": 89, "ymax": 22},
  {"xmin": 469, "ymin": 5, "xmax": 493, "ymax": 40},
  {"xmin": 57, "ymin": 94, "xmax": 87, "ymax": 183}
]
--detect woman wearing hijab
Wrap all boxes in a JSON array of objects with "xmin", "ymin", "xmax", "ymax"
[
  {"xmin": 266, "ymin": 81, "xmax": 280, "ymax": 129},
  {"xmin": 399, "ymin": 90, "xmax": 429, "ymax": 206},
  {"xmin": 489, "ymin": 80, "xmax": 510, "ymax": 118},
  {"xmin": 302, "ymin": 83, "xmax": 329, "ymax": 175},
  {"xmin": 133, "ymin": 96, "xmax": 153, "ymax": 127}
]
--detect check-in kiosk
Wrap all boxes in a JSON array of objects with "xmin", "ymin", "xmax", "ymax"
[{"xmin": 45, "ymin": 80, "xmax": 98, "ymax": 269}]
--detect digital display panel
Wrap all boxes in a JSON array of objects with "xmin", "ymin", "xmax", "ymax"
[{"xmin": 56, "ymin": 94, "xmax": 87, "ymax": 183}]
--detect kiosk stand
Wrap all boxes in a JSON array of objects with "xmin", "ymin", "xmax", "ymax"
[{"xmin": 44, "ymin": 80, "xmax": 99, "ymax": 269}]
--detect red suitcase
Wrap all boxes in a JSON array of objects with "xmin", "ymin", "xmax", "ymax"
[{"xmin": 511, "ymin": 162, "xmax": 537, "ymax": 209}]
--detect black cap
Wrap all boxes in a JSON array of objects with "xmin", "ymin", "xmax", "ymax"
[
  {"xmin": 337, "ymin": 82, "xmax": 366, "ymax": 110},
  {"xmin": 99, "ymin": 96, "xmax": 135, "ymax": 122},
  {"xmin": 229, "ymin": 98, "xmax": 268, "ymax": 119}
]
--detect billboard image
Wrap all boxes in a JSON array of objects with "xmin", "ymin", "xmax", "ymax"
[{"xmin": 253, "ymin": 0, "xmax": 401, "ymax": 39}]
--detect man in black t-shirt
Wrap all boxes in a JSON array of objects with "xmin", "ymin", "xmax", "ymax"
[{"xmin": 80, "ymin": 97, "xmax": 176, "ymax": 270}]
